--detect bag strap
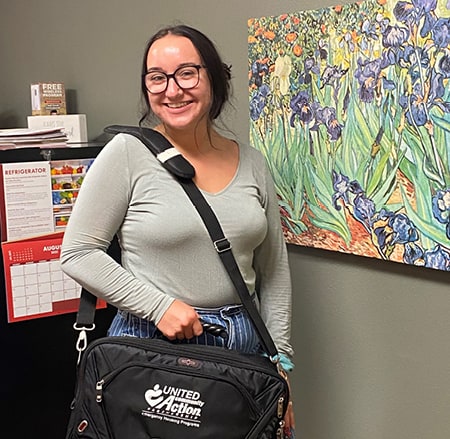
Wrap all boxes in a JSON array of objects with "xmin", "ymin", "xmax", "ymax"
[
  {"xmin": 173, "ymin": 179, "xmax": 279, "ymax": 357},
  {"xmin": 75, "ymin": 125, "xmax": 280, "ymax": 360},
  {"xmin": 104, "ymin": 125, "xmax": 195, "ymax": 179}
]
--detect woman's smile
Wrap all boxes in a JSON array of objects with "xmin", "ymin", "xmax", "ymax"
[{"xmin": 165, "ymin": 101, "xmax": 192, "ymax": 109}]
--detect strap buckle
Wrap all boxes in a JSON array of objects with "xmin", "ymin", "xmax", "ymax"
[
  {"xmin": 73, "ymin": 323, "xmax": 96, "ymax": 365},
  {"xmin": 213, "ymin": 238, "xmax": 231, "ymax": 253}
]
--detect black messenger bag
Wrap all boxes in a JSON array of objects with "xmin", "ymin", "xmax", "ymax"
[
  {"xmin": 66, "ymin": 335, "xmax": 288, "ymax": 438},
  {"xmin": 65, "ymin": 126, "xmax": 290, "ymax": 439}
]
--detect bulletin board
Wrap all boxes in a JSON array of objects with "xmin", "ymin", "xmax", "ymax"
[{"xmin": 0, "ymin": 146, "xmax": 106, "ymax": 322}]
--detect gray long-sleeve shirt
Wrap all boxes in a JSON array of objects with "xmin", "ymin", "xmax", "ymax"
[{"xmin": 60, "ymin": 133, "xmax": 293, "ymax": 358}]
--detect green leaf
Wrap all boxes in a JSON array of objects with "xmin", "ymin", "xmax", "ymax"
[{"xmin": 308, "ymin": 202, "xmax": 352, "ymax": 244}]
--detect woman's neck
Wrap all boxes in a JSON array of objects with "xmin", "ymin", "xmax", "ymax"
[{"xmin": 156, "ymin": 123, "xmax": 218, "ymax": 155}]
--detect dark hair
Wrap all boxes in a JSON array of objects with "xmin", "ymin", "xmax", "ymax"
[{"xmin": 139, "ymin": 25, "xmax": 232, "ymax": 126}]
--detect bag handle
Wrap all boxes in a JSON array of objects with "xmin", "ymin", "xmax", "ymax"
[{"xmin": 75, "ymin": 125, "xmax": 280, "ymax": 361}]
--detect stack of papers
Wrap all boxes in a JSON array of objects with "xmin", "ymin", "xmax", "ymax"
[{"xmin": 0, "ymin": 127, "xmax": 68, "ymax": 150}]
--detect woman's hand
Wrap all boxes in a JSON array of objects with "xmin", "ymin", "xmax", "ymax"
[
  {"xmin": 280, "ymin": 369, "xmax": 296, "ymax": 437},
  {"xmin": 157, "ymin": 299, "xmax": 203, "ymax": 340},
  {"xmin": 284, "ymin": 400, "xmax": 295, "ymax": 437}
]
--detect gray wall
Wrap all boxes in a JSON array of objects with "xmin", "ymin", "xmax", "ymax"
[{"xmin": 2, "ymin": 1, "xmax": 450, "ymax": 438}]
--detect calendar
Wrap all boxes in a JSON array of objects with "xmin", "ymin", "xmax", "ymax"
[{"xmin": 2, "ymin": 232, "xmax": 106, "ymax": 322}]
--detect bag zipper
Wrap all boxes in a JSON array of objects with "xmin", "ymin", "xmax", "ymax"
[{"xmin": 82, "ymin": 336, "xmax": 283, "ymax": 379}]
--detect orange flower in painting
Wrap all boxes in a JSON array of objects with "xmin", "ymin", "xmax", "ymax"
[
  {"xmin": 286, "ymin": 32, "xmax": 297, "ymax": 43},
  {"xmin": 293, "ymin": 45, "xmax": 303, "ymax": 57},
  {"xmin": 292, "ymin": 16, "xmax": 300, "ymax": 25},
  {"xmin": 334, "ymin": 4, "xmax": 343, "ymax": 13},
  {"xmin": 255, "ymin": 27, "xmax": 263, "ymax": 36},
  {"xmin": 263, "ymin": 30, "xmax": 276, "ymax": 40},
  {"xmin": 377, "ymin": 0, "xmax": 387, "ymax": 4},
  {"xmin": 279, "ymin": 14, "xmax": 288, "ymax": 21},
  {"xmin": 248, "ymin": 18, "xmax": 255, "ymax": 27},
  {"xmin": 321, "ymin": 24, "xmax": 327, "ymax": 34},
  {"xmin": 248, "ymin": 35, "xmax": 257, "ymax": 44}
]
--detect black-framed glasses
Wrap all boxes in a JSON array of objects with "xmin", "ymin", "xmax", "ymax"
[{"xmin": 143, "ymin": 64, "xmax": 205, "ymax": 94}]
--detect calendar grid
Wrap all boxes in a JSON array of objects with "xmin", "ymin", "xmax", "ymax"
[{"xmin": 2, "ymin": 233, "xmax": 105, "ymax": 322}]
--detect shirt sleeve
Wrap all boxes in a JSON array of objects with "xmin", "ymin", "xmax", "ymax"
[
  {"xmin": 60, "ymin": 134, "xmax": 175, "ymax": 323},
  {"xmin": 253, "ymin": 154, "xmax": 294, "ymax": 362}
]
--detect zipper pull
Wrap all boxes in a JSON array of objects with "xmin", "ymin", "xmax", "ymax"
[
  {"xmin": 276, "ymin": 422, "xmax": 285, "ymax": 439},
  {"xmin": 277, "ymin": 396, "xmax": 285, "ymax": 418},
  {"xmin": 96, "ymin": 379, "xmax": 104, "ymax": 403}
]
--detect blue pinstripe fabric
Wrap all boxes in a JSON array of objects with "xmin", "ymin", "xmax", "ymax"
[{"xmin": 107, "ymin": 304, "xmax": 261, "ymax": 354}]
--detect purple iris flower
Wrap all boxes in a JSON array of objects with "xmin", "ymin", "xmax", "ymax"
[
  {"xmin": 414, "ymin": 0, "xmax": 438, "ymax": 13},
  {"xmin": 394, "ymin": 0, "xmax": 437, "ymax": 23},
  {"xmin": 250, "ymin": 60, "xmax": 269, "ymax": 88},
  {"xmin": 429, "ymin": 73, "xmax": 446, "ymax": 101},
  {"xmin": 432, "ymin": 18, "xmax": 450, "ymax": 48},
  {"xmin": 332, "ymin": 171, "xmax": 350, "ymax": 209},
  {"xmin": 399, "ymin": 94, "xmax": 428, "ymax": 126},
  {"xmin": 432, "ymin": 188, "xmax": 450, "ymax": 238},
  {"xmin": 355, "ymin": 58, "xmax": 382, "ymax": 103},
  {"xmin": 394, "ymin": 0, "xmax": 437, "ymax": 37},
  {"xmin": 393, "ymin": 1, "xmax": 417, "ymax": 23},
  {"xmin": 332, "ymin": 172, "xmax": 365, "ymax": 210},
  {"xmin": 249, "ymin": 84, "xmax": 270, "ymax": 121},
  {"xmin": 389, "ymin": 213, "xmax": 419, "ymax": 245},
  {"xmin": 300, "ymin": 57, "xmax": 319, "ymax": 85},
  {"xmin": 398, "ymin": 44, "xmax": 416, "ymax": 68},
  {"xmin": 381, "ymin": 48, "xmax": 398, "ymax": 68},
  {"xmin": 382, "ymin": 25, "xmax": 410, "ymax": 48},
  {"xmin": 361, "ymin": 18, "xmax": 379, "ymax": 41},
  {"xmin": 353, "ymin": 194, "xmax": 376, "ymax": 230},
  {"xmin": 290, "ymin": 91, "xmax": 314, "ymax": 126},
  {"xmin": 403, "ymin": 242, "xmax": 425, "ymax": 265},
  {"xmin": 304, "ymin": 57, "xmax": 316, "ymax": 71},
  {"xmin": 424, "ymin": 245, "xmax": 450, "ymax": 270},
  {"xmin": 437, "ymin": 52, "xmax": 450, "ymax": 78},
  {"xmin": 321, "ymin": 65, "xmax": 348, "ymax": 88},
  {"xmin": 381, "ymin": 42, "xmax": 416, "ymax": 69},
  {"xmin": 316, "ymin": 106, "xmax": 343, "ymax": 140},
  {"xmin": 432, "ymin": 188, "xmax": 450, "ymax": 223}
]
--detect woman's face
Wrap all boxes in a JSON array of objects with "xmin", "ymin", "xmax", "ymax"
[{"xmin": 145, "ymin": 34, "xmax": 212, "ymax": 133}]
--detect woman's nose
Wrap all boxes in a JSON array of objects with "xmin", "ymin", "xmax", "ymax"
[{"xmin": 165, "ymin": 76, "xmax": 182, "ymax": 96}]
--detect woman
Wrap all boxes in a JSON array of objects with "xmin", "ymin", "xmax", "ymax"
[{"xmin": 61, "ymin": 24, "xmax": 295, "ymax": 436}]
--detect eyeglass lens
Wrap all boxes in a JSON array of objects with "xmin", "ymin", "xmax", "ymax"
[{"xmin": 145, "ymin": 65, "xmax": 201, "ymax": 94}]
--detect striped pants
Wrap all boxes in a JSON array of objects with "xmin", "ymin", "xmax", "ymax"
[{"xmin": 107, "ymin": 303, "xmax": 262, "ymax": 354}]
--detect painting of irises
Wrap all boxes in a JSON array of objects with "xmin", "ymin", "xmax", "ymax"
[{"xmin": 248, "ymin": 0, "xmax": 450, "ymax": 271}]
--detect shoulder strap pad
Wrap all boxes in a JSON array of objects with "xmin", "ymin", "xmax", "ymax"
[{"xmin": 104, "ymin": 125, "xmax": 195, "ymax": 179}]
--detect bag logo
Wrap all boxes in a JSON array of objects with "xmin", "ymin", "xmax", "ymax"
[
  {"xmin": 142, "ymin": 383, "xmax": 205, "ymax": 429},
  {"xmin": 145, "ymin": 385, "xmax": 164, "ymax": 407},
  {"xmin": 178, "ymin": 357, "xmax": 202, "ymax": 368}
]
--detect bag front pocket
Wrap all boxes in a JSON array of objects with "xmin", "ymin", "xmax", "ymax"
[{"xmin": 97, "ymin": 362, "xmax": 258, "ymax": 439}]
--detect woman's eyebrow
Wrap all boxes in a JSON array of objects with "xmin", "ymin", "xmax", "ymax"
[{"xmin": 145, "ymin": 62, "xmax": 201, "ymax": 73}]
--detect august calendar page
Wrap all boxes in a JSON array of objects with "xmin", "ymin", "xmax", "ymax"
[{"xmin": 2, "ymin": 232, "xmax": 106, "ymax": 322}]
